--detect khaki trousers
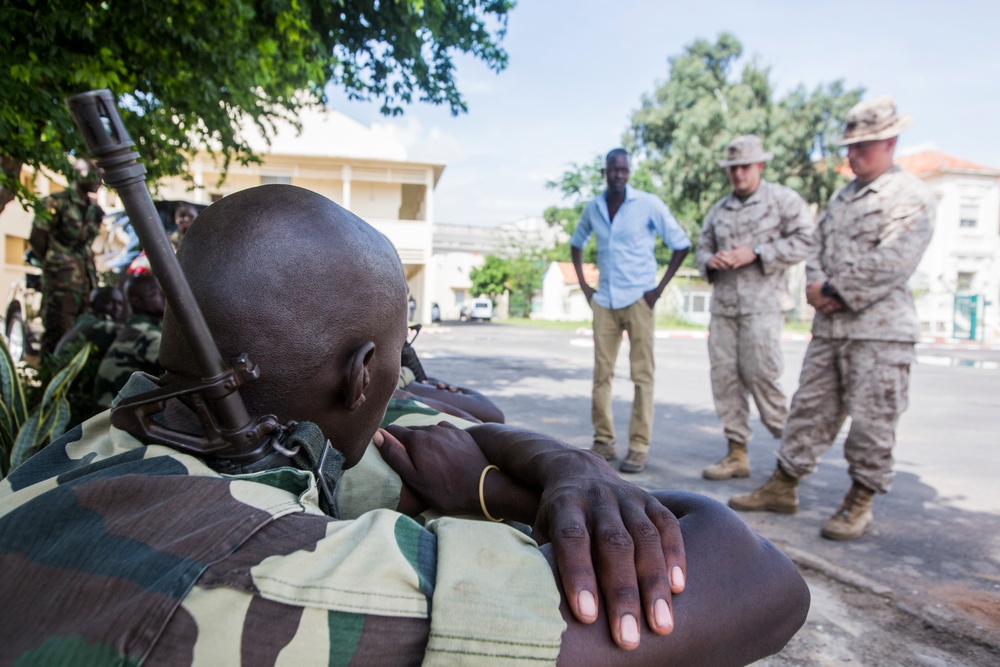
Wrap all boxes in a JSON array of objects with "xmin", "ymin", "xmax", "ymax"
[
  {"xmin": 591, "ymin": 299, "xmax": 656, "ymax": 454},
  {"xmin": 777, "ymin": 338, "xmax": 914, "ymax": 494},
  {"xmin": 708, "ymin": 312, "xmax": 788, "ymax": 446}
]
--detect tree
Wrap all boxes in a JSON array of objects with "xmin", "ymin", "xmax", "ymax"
[
  {"xmin": 543, "ymin": 155, "xmax": 679, "ymax": 268},
  {"xmin": 469, "ymin": 254, "xmax": 509, "ymax": 303},
  {"xmin": 0, "ymin": 0, "xmax": 514, "ymax": 213},
  {"xmin": 548, "ymin": 33, "xmax": 863, "ymax": 246}
]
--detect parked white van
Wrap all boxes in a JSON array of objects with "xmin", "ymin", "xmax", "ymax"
[{"xmin": 461, "ymin": 297, "xmax": 493, "ymax": 322}]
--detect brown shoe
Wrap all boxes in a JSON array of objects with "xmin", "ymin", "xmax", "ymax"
[
  {"xmin": 619, "ymin": 450, "xmax": 647, "ymax": 474},
  {"xmin": 590, "ymin": 440, "xmax": 617, "ymax": 461},
  {"xmin": 821, "ymin": 482, "xmax": 875, "ymax": 540},
  {"xmin": 728, "ymin": 465, "xmax": 799, "ymax": 513},
  {"xmin": 703, "ymin": 440, "xmax": 750, "ymax": 480}
]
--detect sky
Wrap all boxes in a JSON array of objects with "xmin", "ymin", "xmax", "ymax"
[{"xmin": 325, "ymin": 0, "xmax": 1000, "ymax": 226}]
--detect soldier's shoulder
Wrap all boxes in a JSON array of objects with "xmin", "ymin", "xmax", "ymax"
[
  {"xmin": 766, "ymin": 181, "xmax": 808, "ymax": 205},
  {"xmin": 705, "ymin": 194, "xmax": 731, "ymax": 220},
  {"xmin": 885, "ymin": 168, "xmax": 935, "ymax": 212}
]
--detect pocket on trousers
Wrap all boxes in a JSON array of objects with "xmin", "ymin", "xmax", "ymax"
[{"xmin": 870, "ymin": 349, "xmax": 913, "ymax": 416}]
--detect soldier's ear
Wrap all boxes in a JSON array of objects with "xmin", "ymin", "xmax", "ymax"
[{"xmin": 345, "ymin": 341, "xmax": 376, "ymax": 411}]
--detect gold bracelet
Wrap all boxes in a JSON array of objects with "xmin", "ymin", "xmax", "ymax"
[{"xmin": 478, "ymin": 464, "xmax": 504, "ymax": 522}]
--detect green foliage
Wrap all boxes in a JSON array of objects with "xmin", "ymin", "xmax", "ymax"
[
  {"xmin": 629, "ymin": 32, "xmax": 862, "ymax": 223},
  {"xmin": 0, "ymin": 335, "xmax": 89, "ymax": 478},
  {"xmin": 469, "ymin": 255, "xmax": 509, "ymax": 302},
  {"xmin": 549, "ymin": 33, "xmax": 863, "ymax": 240},
  {"xmin": 25, "ymin": 338, "xmax": 101, "ymax": 430},
  {"xmin": 0, "ymin": 0, "xmax": 514, "ymax": 212}
]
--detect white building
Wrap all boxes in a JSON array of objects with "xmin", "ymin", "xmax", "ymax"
[
  {"xmin": 897, "ymin": 149, "xmax": 1000, "ymax": 342},
  {"xmin": 429, "ymin": 216, "xmax": 563, "ymax": 321},
  {"xmin": 541, "ymin": 262, "xmax": 597, "ymax": 321},
  {"xmin": 155, "ymin": 106, "xmax": 445, "ymax": 324}
]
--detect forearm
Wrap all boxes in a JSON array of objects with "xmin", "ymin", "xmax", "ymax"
[
  {"xmin": 571, "ymin": 246, "xmax": 590, "ymax": 291},
  {"xmin": 760, "ymin": 226, "xmax": 814, "ymax": 275},
  {"xmin": 466, "ymin": 423, "xmax": 596, "ymax": 491},
  {"xmin": 655, "ymin": 247, "xmax": 689, "ymax": 293},
  {"xmin": 829, "ymin": 231, "xmax": 931, "ymax": 310}
]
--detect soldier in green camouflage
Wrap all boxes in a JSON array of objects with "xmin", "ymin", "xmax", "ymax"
[
  {"xmin": 53, "ymin": 286, "xmax": 125, "ymax": 357},
  {"xmin": 0, "ymin": 185, "xmax": 809, "ymax": 665},
  {"xmin": 93, "ymin": 274, "xmax": 164, "ymax": 409},
  {"xmin": 29, "ymin": 158, "xmax": 105, "ymax": 355}
]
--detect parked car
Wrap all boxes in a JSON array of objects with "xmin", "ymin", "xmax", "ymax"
[
  {"xmin": 1, "ymin": 200, "xmax": 205, "ymax": 363},
  {"xmin": 460, "ymin": 297, "xmax": 493, "ymax": 322}
]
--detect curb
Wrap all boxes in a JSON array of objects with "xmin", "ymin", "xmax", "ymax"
[{"xmin": 777, "ymin": 542, "xmax": 1000, "ymax": 657}]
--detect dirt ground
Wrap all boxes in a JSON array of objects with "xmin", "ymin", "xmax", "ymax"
[{"xmin": 755, "ymin": 569, "xmax": 1000, "ymax": 666}]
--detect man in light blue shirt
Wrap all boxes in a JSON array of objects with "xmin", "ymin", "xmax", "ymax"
[{"xmin": 571, "ymin": 148, "xmax": 691, "ymax": 473}]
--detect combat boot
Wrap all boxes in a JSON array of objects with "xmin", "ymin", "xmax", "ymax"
[
  {"xmin": 821, "ymin": 482, "xmax": 875, "ymax": 541},
  {"xmin": 590, "ymin": 440, "xmax": 617, "ymax": 461},
  {"xmin": 619, "ymin": 449, "xmax": 647, "ymax": 474},
  {"xmin": 728, "ymin": 465, "xmax": 799, "ymax": 514},
  {"xmin": 702, "ymin": 440, "xmax": 750, "ymax": 480}
]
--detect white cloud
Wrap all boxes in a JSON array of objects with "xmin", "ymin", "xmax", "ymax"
[{"xmin": 370, "ymin": 118, "xmax": 466, "ymax": 164}]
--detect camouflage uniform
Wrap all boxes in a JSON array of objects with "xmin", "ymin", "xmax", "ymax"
[
  {"xmin": 31, "ymin": 188, "xmax": 103, "ymax": 354},
  {"xmin": 697, "ymin": 180, "xmax": 814, "ymax": 446},
  {"xmin": 54, "ymin": 311, "xmax": 122, "ymax": 358},
  {"xmin": 93, "ymin": 314, "xmax": 163, "ymax": 409},
  {"xmin": 777, "ymin": 166, "xmax": 935, "ymax": 493},
  {"xmin": 0, "ymin": 377, "xmax": 565, "ymax": 666}
]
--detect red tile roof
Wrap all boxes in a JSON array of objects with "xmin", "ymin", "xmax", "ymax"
[
  {"xmin": 557, "ymin": 261, "xmax": 598, "ymax": 286},
  {"xmin": 896, "ymin": 150, "xmax": 1000, "ymax": 176}
]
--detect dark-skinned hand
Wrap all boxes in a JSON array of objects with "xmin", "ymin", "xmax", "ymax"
[{"xmin": 376, "ymin": 423, "xmax": 687, "ymax": 650}]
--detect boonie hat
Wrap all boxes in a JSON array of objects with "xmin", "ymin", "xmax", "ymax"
[
  {"xmin": 837, "ymin": 96, "xmax": 912, "ymax": 146},
  {"xmin": 717, "ymin": 135, "xmax": 774, "ymax": 167}
]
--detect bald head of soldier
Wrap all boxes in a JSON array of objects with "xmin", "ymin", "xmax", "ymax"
[{"xmin": 158, "ymin": 185, "xmax": 408, "ymax": 466}]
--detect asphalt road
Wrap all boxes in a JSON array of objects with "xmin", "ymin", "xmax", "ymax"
[{"xmin": 411, "ymin": 320, "xmax": 1000, "ymax": 665}]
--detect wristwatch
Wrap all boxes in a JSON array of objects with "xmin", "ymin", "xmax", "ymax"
[
  {"xmin": 821, "ymin": 280, "xmax": 837, "ymax": 298},
  {"xmin": 753, "ymin": 245, "xmax": 761, "ymax": 262}
]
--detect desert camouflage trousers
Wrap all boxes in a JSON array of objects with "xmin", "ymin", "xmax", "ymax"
[
  {"xmin": 708, "ymin": 312, "xmax": 788, "ymax": 446},
  {"xmin": 777, "ymin": 338, "xmax": 914, "ymax": 494},
  {"xmin": 591, "ymin": 299, "xmax": 656, "ymax": 454}
]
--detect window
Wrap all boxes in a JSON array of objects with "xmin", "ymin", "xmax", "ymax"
[
  {"xmin": 4, "ymin": 235, "xmax": 28, "ymax": 265},
  {"xmin": 260, "ymin": 174, "xmax": 292, "ymax": 185},
  {"xmin": 956, "ymin": 272, "xmax": 975, "ymax": 292},
  {"xmin": 959, "ymin": 199, "xmax": 979, "ymax": 229},
  {"xmin": 453, "ymin": 289, "xmax": 466, "ymax": 307}
]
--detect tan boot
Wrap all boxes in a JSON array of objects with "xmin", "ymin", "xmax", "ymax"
[
  {"xmin": 821, "ymin": 482, "xmax": 875, "ymax": 540},
  {"xmin": 590, "ymin": 440, "xmax": 617, "ymax": 461},
  {"xmin": 728, "ymin": 465, "xmax": 799, "ymax": 514},
  {"xmin": 619, "ymin": 449, "xmax": 647, "ymax": 474},
  {"xmin": 703, "ymin": 440, "xmax": 750, "ymax": 480}
]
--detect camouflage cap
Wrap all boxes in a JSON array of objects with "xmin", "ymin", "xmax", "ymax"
[
  {"xmin": 717, "ymin": 135, "xmax": 774, "ymax": 167},
  {"xmin": 837, "ymin": 96, "xmax": 912, "ymax": 145}
]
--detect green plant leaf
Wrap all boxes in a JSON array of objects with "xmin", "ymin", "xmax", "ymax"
[
  {"xmin": 39, "ymin": 345, "xmax": 90, "ymax": 408},
  {"xmin": 10, "ymin": 412, "xmax": 41, "ymax": 470},
  {"xmin": 37, "ymin": 397, "xmax": 71, "ymax": 447},
  {"xmin": 0, "ymin": 335, "xmax": 29, "ymax": 426}
]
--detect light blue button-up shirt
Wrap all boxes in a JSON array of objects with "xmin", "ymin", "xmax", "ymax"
[{"xmin": 570, "ymin": 185, "xmax": 691, "ymax": 310}]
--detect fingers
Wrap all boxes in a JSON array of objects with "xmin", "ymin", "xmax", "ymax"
[
  {"xmin": 374, "ymin": 427, "xmax": 416, "ymax": 478},
  {"xmin": 587, "ymin": 494, "xmax": 645, "ymax": 650},
  {"xmin": 623, "ymin": 500, "xmax": 680, "ymax": 638},
  {"xmin": 543, "ymin": 502, "xmax": 601, "ymax": 628}
]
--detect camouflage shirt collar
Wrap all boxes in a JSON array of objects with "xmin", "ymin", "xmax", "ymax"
[{"xmin": 722, "ymin": 180, "xmax": 769, "ymax": 210}]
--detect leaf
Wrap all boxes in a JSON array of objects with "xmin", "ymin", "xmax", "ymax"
[
  {"xmin": 37, "ymin": 397, "xmax": 71, "ymax": 447},
  {"xmin": 10, "ymin": 411, "xmax": 40, "ymax": 471},
  {"xmin": 0, "ymin": 334, "xmax": 28, "ymax": 426},
  {"xmin": 39, "ymin": 344, "xmax": 89, "ymax": 408}
]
